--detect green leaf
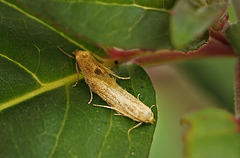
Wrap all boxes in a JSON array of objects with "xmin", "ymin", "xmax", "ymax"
[
  {"xmin": 5, "ymin": 0, "xmax": 211, "ymax": 51},
  {"xmin": 171, "ymin": 0, "xmax": 227, "ymax": 50},
  {"xmin": 4, "ymin": 0, "xmax": 209, "ymax": 51},
  {"xmin": 182, "ymin": 107, "xmax": 240, "ymax": 158},
  {"xmin": 0, "ymin": 1, "xmax": 157, "ymax": 158},
  {"xmin": 178, "ymin": 59, "xmax": 236, "ymax": 113},
  {"xmin": 9, "ymin": 0, "xmax": 172, "ymax": 50},
  {"xmin": 231, "ymin": 0, "xmax": 240, "ymax": 21},
  {"xmin": 226, "ymin": 22, "xmax": 240, "ymax": 54},
  {"xmin": 228, "ymin": 1, "xmax": 238, "ymax": 23}
]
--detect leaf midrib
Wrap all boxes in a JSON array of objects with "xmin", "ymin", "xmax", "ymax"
[{"xmin": 0, "ymin": 74, "xmax": 79, "ymax": 111}]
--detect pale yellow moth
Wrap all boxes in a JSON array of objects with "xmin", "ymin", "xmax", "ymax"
[{"xmin": 58, "ymin": 47, "xmax": 155, "ymax": 133}]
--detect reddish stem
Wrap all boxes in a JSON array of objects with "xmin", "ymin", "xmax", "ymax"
[
  {"xmin": 210, "ymin": 28, "xmax": 230, "ymax": 45},
  {"xmin": 104, "ymin": 29, "xmax": 236, "ymax": 67},
  {"xmin": 235, "ymin": 60, "xmax": 240, "ymax": 120},
  {"xmin": 133, "ymin": 38, "xmax": 236, "ymax": 67}
]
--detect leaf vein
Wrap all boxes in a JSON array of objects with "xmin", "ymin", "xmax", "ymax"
[
  {"xmin": 8, "ymin": 123, "xmax": 21, "ymax": 158},
  {"xmin": 58, "ymin": 0, "xmax": 169, "ymax": 12},
  {"xmin": 0, "ymin": 76, "xmax": 16, "ymax": 97},
  {"xmin": 0, "ymin": 53, "xmax": 44, "ymax": 85},
  {"xmin": 33, "ymin": 44, "xmax": 41, "ymax": 74},
  {"xmin": 97, "ymin": 110, "xmax": 113, "ymax": 158},
  {"xmin": 124, "ymin": 11, "xmax": 146, "ymax": 41},
  {"xmin": 126, "ymin": 134, "xmax": 132, "ymax": 158},
  {"xmin": 0, "ymin": 0, "xmax": 88, "ymax": 51},
  {"xmin": 80, "ymin": 7, "xmax": 104, "ymax": 27},
  {"xmin": 48, "ymin": 85, "xmax": 71, "ymax": 158}
]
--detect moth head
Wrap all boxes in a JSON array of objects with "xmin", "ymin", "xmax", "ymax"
[
  {"xmin": 144, "ymin": 111, "xmax": 155, "ymax": 124},
  {"xmin": 150, "ymin": 117, "xmax": 155, "ymax": 124},
  {"xmin": 73, "ymin": 50, "xmax": 91, "ymax": 60}
]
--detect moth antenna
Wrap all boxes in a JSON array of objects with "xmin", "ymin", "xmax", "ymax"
[{"xmin": 58, "ymin": 46, "xmax": 75, "ymax": 59}]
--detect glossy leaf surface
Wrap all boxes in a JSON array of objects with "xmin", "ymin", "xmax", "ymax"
[{"xmin": 0, "ymin": 1, "xmax": 157, "ymax": 157}]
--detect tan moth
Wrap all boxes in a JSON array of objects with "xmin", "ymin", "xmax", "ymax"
[{"xmin": 58, "ymin": 47, "xmax": 155, "ymax": 133}]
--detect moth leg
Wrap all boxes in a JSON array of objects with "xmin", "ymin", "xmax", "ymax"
[
  {"xmin": 137, "ymin": 93, "xmax": 140, "ymax": 100},
  {"xmin": 73, "ymin": 62, "xmax": 80, "ymax": 87},
  {"xmin": 150, "ymin": 105, "xmax": 155, "ymax": 109},
  {"xmin": 114, "ymin": 113, "xmax": 124, "ymax": 116},
  {"xmin": 128, "ymin": 122, "xmax": 143, "ymax": 134},
  {"xmin": 88, "ymin": 89, "xmax": 93, "ymax": 104},
  {"xmin": 104, "ymin": 67, "xmax": 130, "ymax": 80},
  {"xmin": 93, "ymin": 104, "xmax": 119, "ymax": 111},
  {"xmin": 110, "ymin": 72, "xmax": 130, "ymax": 80}
]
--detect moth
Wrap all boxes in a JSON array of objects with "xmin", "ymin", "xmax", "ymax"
[{"xmin": 58, "ymin": 47, "xmax": 155, "ymax": 133}]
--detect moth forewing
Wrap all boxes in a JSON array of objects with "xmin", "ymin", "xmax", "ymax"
[
  {"xmin": 85, "ymin": 74, "xmax": 155, "ymax": 129},
  {"xmin": 58, "ymin": 47, "xmax": 155, "ymax": 133}
]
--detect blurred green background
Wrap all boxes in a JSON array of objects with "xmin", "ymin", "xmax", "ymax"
[
  {"xmin": 149, "ymin": 1, "xmax": 237, "ymax": 157},
  {"xmin": 148, "ymin": 58, "xmax": 236, "ymax": 158}
]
